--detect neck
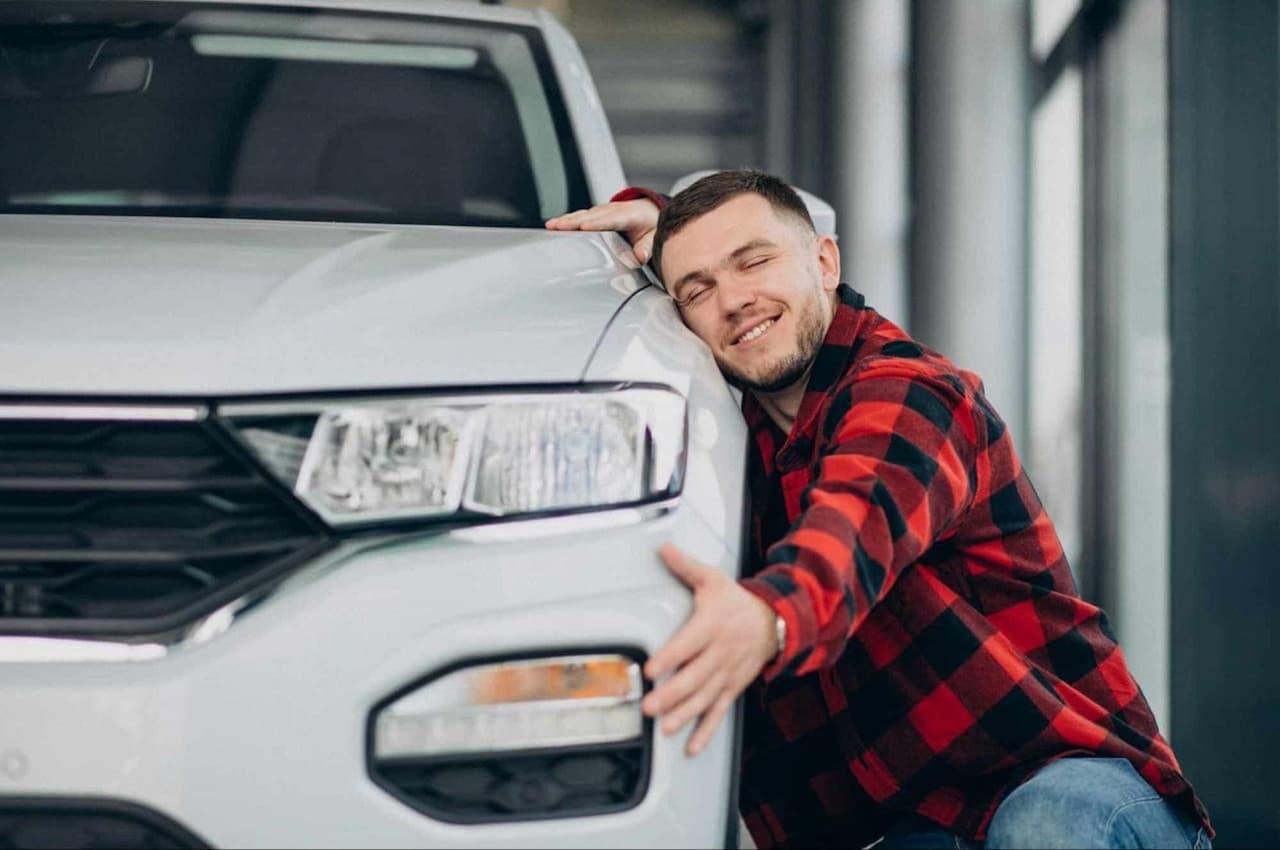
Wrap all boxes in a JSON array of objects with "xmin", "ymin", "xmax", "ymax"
[{"xmin": 751, "ymin": 367, "xmax": 812, "ymax": 434}]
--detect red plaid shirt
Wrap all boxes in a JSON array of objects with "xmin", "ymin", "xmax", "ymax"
[{"xmin": 732, "ymin": 285, "xmax": 1212, "ymax": 847}]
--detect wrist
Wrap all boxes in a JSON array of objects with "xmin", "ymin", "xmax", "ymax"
[{"xmin": 740, "ymin": 577, "xmax": 796, "ymax": 680}]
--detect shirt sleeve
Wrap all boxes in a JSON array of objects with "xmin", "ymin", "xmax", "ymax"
[
  {"xmin": 610, "ymin": 186, "xmax": 669, "ymax": 209},
  {"xmin": 740, "ymin": 366, "xmax": 980, "ymax": 680}
]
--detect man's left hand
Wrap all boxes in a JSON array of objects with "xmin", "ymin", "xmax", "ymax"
[{"xmin": 643, "ymin": 543, "xmax": 779, "ymax": 755}]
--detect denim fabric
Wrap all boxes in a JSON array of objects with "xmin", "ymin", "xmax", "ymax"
[
  {"xmin": 876, "ymin": 758, "xmax": 1210, "ymax": 849},
  {"xmin": 876, "ymin": 819, "xmax": 980, "ymax": 850}
]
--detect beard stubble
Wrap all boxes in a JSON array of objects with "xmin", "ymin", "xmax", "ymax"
[{"xmin": 715, "ymin": 286, "xmax": 828, "ymax": 395}]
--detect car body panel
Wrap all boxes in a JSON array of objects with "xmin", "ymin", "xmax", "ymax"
[
  {"xmin": 0, "ymin": 216, "xmax": 642, "ymax": 395},
  {"xmin": 0, "ymin": 502, "xmax": 739, "ymax": 848}
]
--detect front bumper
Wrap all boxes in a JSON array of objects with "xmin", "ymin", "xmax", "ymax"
[{"xmin": 0, "ymin": 505, "xmax": 739, "ymax": 848}]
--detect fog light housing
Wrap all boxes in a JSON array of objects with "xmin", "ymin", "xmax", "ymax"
[
  {"xmin": 368, "ymin": 653, "xmax": 651, "ymax": 823},
  {"xmin": 373, "ymin": 655, "xmax": 643, "ymax": 758}
]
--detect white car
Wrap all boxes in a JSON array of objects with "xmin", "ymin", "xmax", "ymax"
[{"xmin": 0, "ymin": 2, "xmax": 834, "ymax": 847}]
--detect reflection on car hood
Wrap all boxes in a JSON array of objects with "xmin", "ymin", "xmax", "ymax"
[{"xmin": 0, "ymin": 215, "xmax": 641, "ymax": 396}]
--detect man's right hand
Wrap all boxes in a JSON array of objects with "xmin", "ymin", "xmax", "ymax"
[{"xmin": 545, "ymin": 198, "xmax": 661, "ymax": 265}]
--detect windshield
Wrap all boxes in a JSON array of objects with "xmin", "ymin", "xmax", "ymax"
[{"xmin": 0, "ymin": 2, "xmax": 591, "ymax": 227}]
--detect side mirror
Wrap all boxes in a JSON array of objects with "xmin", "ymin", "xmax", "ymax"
[{"xmin": 669, "ymin": 170, "xmax": 837, "ymax": 238}]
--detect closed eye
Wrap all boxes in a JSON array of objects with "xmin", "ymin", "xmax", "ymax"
[{"xmin": 676, "ymin": 285, "xmax": 711, "ymax": 307}]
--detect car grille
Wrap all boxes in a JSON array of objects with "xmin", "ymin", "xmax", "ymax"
[
  {"xmin": 373, "ymin": 743, "xmax": 649, "ymax": 823},
  {"xmin": 0, "ymin": 798, "xmax": 208, "ymax": 850},
  {"xmin": 0, "ymin": 415, "xmax": 331, "ymax": 639}
]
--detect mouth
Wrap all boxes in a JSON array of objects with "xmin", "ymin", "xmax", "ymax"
[{"xmin": 731, "ymin": 315, "xmax": 780, "ymax": 347}]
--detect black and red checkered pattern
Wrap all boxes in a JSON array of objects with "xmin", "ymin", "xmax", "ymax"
[{"xmin": 734, "ymin": 285, "xmax": 1212, "ymax": 848}]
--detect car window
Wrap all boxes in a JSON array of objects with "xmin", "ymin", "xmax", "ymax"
[{"xmin": 0, "ymin": 3, "xmax": 591, "ymax": 227}]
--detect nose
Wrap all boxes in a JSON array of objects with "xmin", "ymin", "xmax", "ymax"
[{"xmin": 716, "ymin": 276, "xmax": 758, "ymax": 317}]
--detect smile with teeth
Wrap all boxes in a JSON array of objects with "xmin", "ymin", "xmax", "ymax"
[{"xmin": 734, "ymin": 317, "xmax": 777, "ymax": 345}]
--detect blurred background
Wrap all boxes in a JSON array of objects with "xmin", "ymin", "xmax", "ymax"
[{"xmin": 505, "ymin": 0, "xmax": 1278, "ymax": 844}]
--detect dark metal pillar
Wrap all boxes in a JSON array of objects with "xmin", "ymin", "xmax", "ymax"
[{"xmin": 1169, "ymin": 0, "xmax": 1280, "ymax": 844}]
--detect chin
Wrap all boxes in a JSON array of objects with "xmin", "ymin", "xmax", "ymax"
[{"xmin": 720, "ymin": 352, "xmax": 809, "ymax": 395}]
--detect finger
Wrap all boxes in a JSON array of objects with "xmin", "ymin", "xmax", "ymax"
[
  {"xmin": 659, "ymin": 667, "xmax": 726, "ymax": 737},
  {"xmin": 544, "ymin": 209, "xmax": 593, "ymax": 229},
  {"xmin": 549, "ymin": 216, "xmax": 619, "ymax": 233},
  {"xmin": 549, "ymin": 202, "xmax": 654, "ymax": 236},
  {"xmin": 687, "ymin": 690, "xmax": 736, "ymax": 756},
  {"xmin": 548, "ymin": 205, "xmax": 616, "ymax": 225},
  {"xmin": 568, "ymin": 208, "xmax": 638, "ymax": 231},
  {"xmin": 634, "ymin": 231, "xmax": 655, "ymax": 264},
  {"xmin": 644, "ymin": 610, "xmax": 715, "ymax": 680},
  {"xmin": 658, "ymin": 542, "xmax": 714, "ymax": 589},
  {"xmin": 643, "ymin": 645, "xmax": 722, "ymax": 720}
]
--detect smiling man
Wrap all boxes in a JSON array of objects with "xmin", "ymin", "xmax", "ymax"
[{"xmin": 547, "ymin": 170, "xmax": 1211, "ymax": 849}]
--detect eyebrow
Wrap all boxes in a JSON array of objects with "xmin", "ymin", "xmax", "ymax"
[{"xmin": 671, "ymin": 238, "xmax": 780, "ymax": 295}]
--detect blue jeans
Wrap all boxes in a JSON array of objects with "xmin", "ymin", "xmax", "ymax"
[{"xmin": 878, "ymin": 758, "xmax": 1211, "ymax": 849}]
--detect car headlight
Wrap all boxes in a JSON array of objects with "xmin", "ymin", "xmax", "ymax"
[{"xmin": 225, "ymin": 386, "xmax": 685, "ymax": 527}]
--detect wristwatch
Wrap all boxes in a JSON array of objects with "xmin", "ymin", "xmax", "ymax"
[{"xmin": 773, "ymin": 613, "xmax": 787, "ymax": 660}]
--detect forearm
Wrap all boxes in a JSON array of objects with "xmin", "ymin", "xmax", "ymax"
[{"xmin": 742, "ymin": 370, "xmax": 977, "ymax": 679}]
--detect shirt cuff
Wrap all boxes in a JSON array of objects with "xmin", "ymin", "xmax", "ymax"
[
  {"xmin": 740, "ymin": 576, "xmax": 803, "ymax": 682},
  {"xmin": 610, "ymin": 186, "xmax": 669, "ymax": 209}
]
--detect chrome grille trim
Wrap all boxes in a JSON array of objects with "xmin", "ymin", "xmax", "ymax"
[{"xmin": 0, "ymin": 404, "xmax": 205, "ymax": 422}]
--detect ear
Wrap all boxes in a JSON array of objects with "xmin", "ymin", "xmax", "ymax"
[{"xmin": 816, "ymin": 234, "xmax": 841, "ymax": 293}]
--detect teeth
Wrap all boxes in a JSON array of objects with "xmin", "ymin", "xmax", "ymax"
[{"xmin": 737, "ymin": 319, "xmax": 774, "ymax": 344}]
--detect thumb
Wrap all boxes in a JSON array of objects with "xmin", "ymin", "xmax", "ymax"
[
  {"xmin": 658, "ymin": 543, "xmax": 713, "ymax": 589},
  {"xmin": 634, "ymin": 231, "xmax": 655, "ymax": 265}
]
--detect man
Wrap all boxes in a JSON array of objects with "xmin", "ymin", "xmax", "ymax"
[{"xmin": 546, "ymin": 171, "xmax": 1212, "ymax": 849}]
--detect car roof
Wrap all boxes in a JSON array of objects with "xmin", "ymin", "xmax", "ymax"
[{"xmin": 1, "ymin": 0, "xmax": 543, "ymax": 28}]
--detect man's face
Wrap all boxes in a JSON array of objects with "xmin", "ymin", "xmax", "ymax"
[{"xmin": 659, "ymin": 193, "xmax": 841, "ymax": 394}]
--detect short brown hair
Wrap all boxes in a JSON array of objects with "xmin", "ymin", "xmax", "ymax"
[{"xmin": 651, "ymin": 169, "xmax": 815, "ymax": 284}]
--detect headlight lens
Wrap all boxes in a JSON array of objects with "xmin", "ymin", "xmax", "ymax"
[
  {"xmin": 303, "ymin": 405, "xmax": 474, "ymax": 518},
  {"xmin": 229, "ymin": 387, "xmax": 684, "ymax": 527}
]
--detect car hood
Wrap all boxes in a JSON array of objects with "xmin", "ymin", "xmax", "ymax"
[{"xmin": 0, "ymin": 215, "xmax": 642, "ymax": 396}]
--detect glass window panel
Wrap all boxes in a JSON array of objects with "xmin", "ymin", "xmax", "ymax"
[
  {"xmin": 0, "ymin": 2, "xmax": 590, "ymax": 226},
  {"xmin": 1028, "ymin": 67, "xmax": 1083, "ymax": 577},
  {"xmin": 1097, "ymin": 0, "xmax": 1170, "ymax": 733}
]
